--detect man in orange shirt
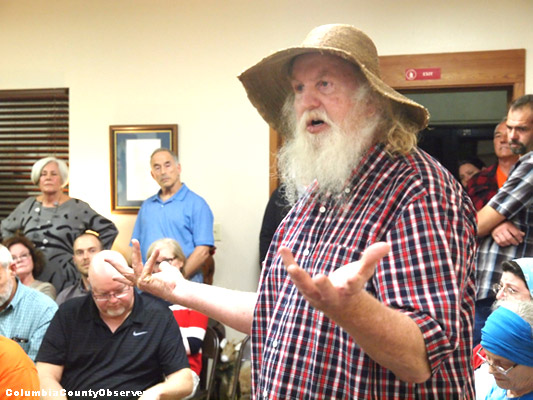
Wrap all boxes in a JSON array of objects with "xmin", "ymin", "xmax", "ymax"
[{"xmin": 467, "ymin": 119, "xmax": 519, "ymax": 210}]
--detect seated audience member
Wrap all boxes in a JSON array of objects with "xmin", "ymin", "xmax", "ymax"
[
  {"xmin": 494, "ymin": 258, "xmax": 533, "ymax": 301},
  {"xmin": 476, "ymin": 300, "xmax": 533, "ymax": 400},
  {"xmin": 3, "ymin": 235, "xmax": 56, "ymax": 299},
  {"xmin": 36, "ymin": 250, "xmax": 193, "ymax": 400},
  {"xmin": 0, "ymin": 244, "xmax": 57, "ymax": 361},
  {"xmin": 473, "ymin": 258, "xmax": 533, "ymax": 376},
  {"xmin": 467, "ymin": 120, "xmax": 520, "ymax": 210},
  {"xmin": 56, "ymin": 231, "xmax": 102, "ymax": 305},
  {"xmin": 147, "ymin": 238, "xmax": 208, "ymax": 380},
  {"xmin": 458, "ymin": 157, "xmax": 485, "ymax": 188},
  {"xmin": 0, "ymin": 336, "xmax": 40, "ymax": 400}
]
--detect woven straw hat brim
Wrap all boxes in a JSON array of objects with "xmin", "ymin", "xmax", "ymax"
[{"xmin": 238, "ymin": 25, "xmax": 429, "ymax": 136}]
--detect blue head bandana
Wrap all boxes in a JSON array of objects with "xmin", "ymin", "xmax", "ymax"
[
  {"xmin": 481, "ymin": 306, "xmax": 533, "ymax": 367},
  {"xmin": 514, "ymin": 257, "xmax": 533, "ymax": 297}
]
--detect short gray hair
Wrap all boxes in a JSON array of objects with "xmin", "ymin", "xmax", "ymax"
[
  {"xmin": 0, "ymin": 244, "xmax": 13, "ymax": 269},
  {"xmin": 146, "ymin": 238, "xmax": 186, "ymax": 262},
  {"xmin": 31, "ymin": 157, "xmax": 69, "ymax": 187},
  {"xmin": 150, "ymin": 148, "xmax": 179, "ymax": 165}
]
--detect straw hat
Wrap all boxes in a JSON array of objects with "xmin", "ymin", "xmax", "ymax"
[{"xmin": 238, "ymin": 24, "xmax": 429, "ymax": 136}]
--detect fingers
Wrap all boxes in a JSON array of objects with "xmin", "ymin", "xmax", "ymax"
[
  {"xmin": 112, "ymin": 276, "xmax": 134, "ymax": 286},
  {"xmin": 130, "ymin": 239, "xmax": 143, "ymax": 273},
  {"xmin": 280, "ymin": 247, "xmax": 322, "ymax": 298},
  {"xmin": 280, "ymin": 247, "xmax": 297, "ymax": 270}
]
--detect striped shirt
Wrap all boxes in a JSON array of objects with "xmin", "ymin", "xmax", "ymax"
[
  {"xmin": 476, "ymin": 152, "xmax": 533, "ymax": 300},
  {"xmin": 253, "ymin": 144, "xmax": 476, "ymax": 399}
]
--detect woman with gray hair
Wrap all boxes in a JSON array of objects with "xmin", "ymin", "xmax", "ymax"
[{"xmin": 1, "ymin": 156, "xmax": 118, "ymax": 292}]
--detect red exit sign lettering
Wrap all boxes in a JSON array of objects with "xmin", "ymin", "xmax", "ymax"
[{"xmin": 405, "ymin": 68, "xmax": 441, "ymax": 81}]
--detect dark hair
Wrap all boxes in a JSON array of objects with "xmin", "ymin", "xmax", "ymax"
[
  {"xmin": 458, "ymin": 157, "xmax": 485, "ymax": 171},
  {"xmin": 2, "ymin": 235, "xmax": 46, "ymax": 277},
  {"xmin": 502, "ymin": 260, "xmax": 529, "ymax": 291},
  {"xmin": 510, "ymin": 94, "xmax": 533, "ymax": 113}
]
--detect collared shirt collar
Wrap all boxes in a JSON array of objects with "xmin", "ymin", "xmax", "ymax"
[{"xmin": 152, "ymin": 183, "xmax": 190, "ymax": 204}]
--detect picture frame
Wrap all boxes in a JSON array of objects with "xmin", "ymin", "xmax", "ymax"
[{"xmin": 109, "ymin": 124, "xmax": 178, "ymax": 213}]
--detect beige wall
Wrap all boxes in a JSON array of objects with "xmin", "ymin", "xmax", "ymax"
[{"xmin": 1, "ymin": 0, "xmax": 532, "ymax": 339}]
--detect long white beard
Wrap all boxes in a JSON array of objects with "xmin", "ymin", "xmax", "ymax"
[{"xmin": 278, "ymin": 100, "xmax": 379, "ymax": 204}]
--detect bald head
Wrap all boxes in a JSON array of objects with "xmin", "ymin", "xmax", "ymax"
[
  {"xmin": 88, "ymin": 250, "xmax": 134, "ymax": 319},
  {"xmin": 88, "ymin": 250, "xmax": 127, "ymax": 288}
]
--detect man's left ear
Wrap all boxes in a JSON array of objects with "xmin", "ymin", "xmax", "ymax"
[{"xmin": 8, "ymin": 263, "xmax": 17, "ymax": 275}]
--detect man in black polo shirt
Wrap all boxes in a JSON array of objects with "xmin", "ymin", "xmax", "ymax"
[{"xmin": 36, "ymin": 250, "xmax": 193, "ymax": 400}]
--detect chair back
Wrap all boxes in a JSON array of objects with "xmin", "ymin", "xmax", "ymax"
[
  {"xmin": 230, "ymin": 335, "xmax": 251, "ymax": 400},
  {"xmin": 194, "ymin": 325, "xmax": 220, "ymax": 399}
]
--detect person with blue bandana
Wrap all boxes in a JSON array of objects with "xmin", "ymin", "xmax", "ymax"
[{"xmin": 476, "ymin": 300, "xmax": 533, "ymax": 399}]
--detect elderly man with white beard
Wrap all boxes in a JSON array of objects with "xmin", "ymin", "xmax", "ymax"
[{"xmin": 111, "ymin": 24, "xmax": 477, "ymax": 399}]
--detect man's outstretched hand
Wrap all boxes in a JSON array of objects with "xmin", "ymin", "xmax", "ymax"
[
  {"xmin": 107, "ymin": 239, "xmax": 185, "ymax": 302},
  {"xmin": 280, "ymin": 242, "xmax": 391, "ymax": 317}
]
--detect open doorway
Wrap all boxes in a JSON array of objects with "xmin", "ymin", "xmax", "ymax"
[{"xmin": 402, "ymin": 87, "xmax": 510, "ymax": 179}]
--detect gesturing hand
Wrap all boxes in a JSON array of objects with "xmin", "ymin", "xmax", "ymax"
[
  {"xmin": 280, "ymin": 242, "xmax": 390, "ymax": 317},
  {"xmin": 108, "ymin": 239, "xmax": 186, "ymax": 302}
]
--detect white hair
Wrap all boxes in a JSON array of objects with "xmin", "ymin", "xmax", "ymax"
[
  {"xmin": 0, "ymin": 245, "xmax": 13, "ymax": 269},
  {"xmin": 31, "ymin": 157, "xmax": 69, "ymax": 187}
]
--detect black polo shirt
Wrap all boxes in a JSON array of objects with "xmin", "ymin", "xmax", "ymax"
[{"xmin": 36, "ymin": 291, "xmax": 189, "ymax": 399}]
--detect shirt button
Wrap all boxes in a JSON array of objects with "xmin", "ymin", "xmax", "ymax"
[
  {"xmin": 344, "ymin": 187, "xmax": 351, "ymax": 194},
  {"xmin": 272, "ymin": 340, "xmax": 278, "ymax": 348},
  {"xmin": 263, "ymin": 390, "xmax": 268, "ymax": 398},
  {"xmin": 42, "ymin": 239, "xmax": 48, "ymax": 244},
  {"xmin": 303, "ymin": 249, "xmax": 310, "ymax": 256},
  {"xmin": 319, "ymin": 206, "xmax": 326, "ymax": 213}
]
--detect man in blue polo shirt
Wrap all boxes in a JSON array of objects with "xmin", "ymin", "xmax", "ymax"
[
  {"xmin": 36, "ymin": 250, "xmax": 193, "ymax": 400},
  {"xmin": 132, "ymin": 148, "xmax": 214, "ymax": 283}
]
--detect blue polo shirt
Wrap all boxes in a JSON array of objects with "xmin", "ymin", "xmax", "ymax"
[
  {"xmin": 131, "ymin": 183, "xmax": 214, "ymax": 262},
  {"xmin": 0, "ymin": 279, "xmax": 58, "ymax": 361}
]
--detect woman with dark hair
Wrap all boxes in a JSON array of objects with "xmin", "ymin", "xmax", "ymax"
[
  {"xmin": 493, "ymin": 258, "xmax": 533, "ymax": 301},
  {"xmin": 3, "ymin": 235, "xmax": 56, "ymax": 299},
  {"xmin": 458, "ymin": 157, "xmax": 486, "ymax": 187}
]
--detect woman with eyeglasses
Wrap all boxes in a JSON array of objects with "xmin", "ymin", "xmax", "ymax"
[
  {"xmin": 475, "ymin": 300, "xmax": 533, "ymax": 399},
  {"xmin": 147, "ymin": 238, "xmax": 208, "ymax": 395},
  {"xmin": 3, "ymin": 235, "xmax": 56, "ymax": 300},
  {"xmin": 493, "ymin": 258, "xmax": 533, "ymax": 302},
  {"xmin": 474, "ymin": 258, "xmax": 533, "ymax": 396}
]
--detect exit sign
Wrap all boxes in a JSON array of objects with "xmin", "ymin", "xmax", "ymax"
[{"xmin": 405, "ymin": 68, "xmax": 441, "ymax": 81}]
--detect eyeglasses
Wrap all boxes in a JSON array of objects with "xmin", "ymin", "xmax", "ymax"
[
  {"xmin": 492, "ymin": 283, "xmax": 519, "ymax": 297},
  {"xmin": 12, "ymin": 253, "xmax": 31, "ymax": 263},
  {"xmin": 155, "ymin": 257, "xmax": 177, "ymax": 268},
  {"xmin": 477, "ymin": 348, "xmax": 517, "ymax": 375},
  {"xmin": 92, "ymin": 286, "xmax": 130, "ymax": 302}
]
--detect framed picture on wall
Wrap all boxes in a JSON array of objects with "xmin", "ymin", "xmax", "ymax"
[{"xmin": 109, "ymin": 124, "xmax": 178, "ymax": 213}]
